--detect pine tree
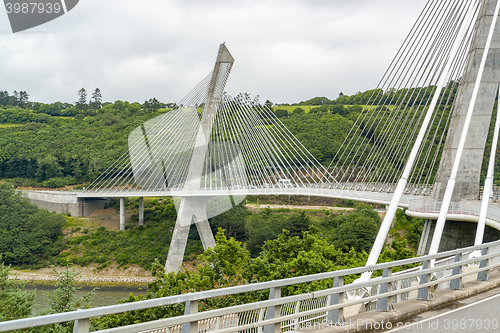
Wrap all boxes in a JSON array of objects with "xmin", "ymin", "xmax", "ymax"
[
  {"xmin": 76, "ymin": 87, "xmax": 87, "ymax": 111},
  {"xmin": 0, "ymin": 257, "xmax": 34, "ymax": 321},
  {"xmin": 90, "ymin": 88, "xmax": 102, "ymax": 110}
]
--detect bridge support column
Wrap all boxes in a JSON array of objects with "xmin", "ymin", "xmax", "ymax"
[
  {"xmin": 139, "ymin": 197, "xmax": 144, "ymax": 226},
  {"xmin": 119, "ymin": 197, "xmax": 125, "ymax": 231},
  {"xmin": 165, "ymin": 197, "xmax": 216, "ymax": 273}
]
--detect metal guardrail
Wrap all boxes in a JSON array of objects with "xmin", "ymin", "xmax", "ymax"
[
  {"xmin": 1, "ymin": 240, "xmax": 500, "ymax": 333},
  {"xmin": 328, "ymin": 182, "xmax": 432, "ymax": 195},
  {"xmin": 408, "ymin": 199, "xmax": 500, "ymax": 224}
]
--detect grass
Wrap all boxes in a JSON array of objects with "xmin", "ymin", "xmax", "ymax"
[
  {"xmin": 55, "ymin": 199, "xmax": 204, "ymax": 271},
  {"xmin": 272, "ymin": 105, "xmax": 316, "ymax": 113},
  {"xmin": 0, "ymin": 123, "xmax": 22, "ymax": 128},
  {"xmin": 272, "ymin": 105, "xmax": 397, "ymax": 113}
]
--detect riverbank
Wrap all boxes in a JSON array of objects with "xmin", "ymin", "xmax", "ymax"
[{"xmin": 9, "ymin": 264, "xmax": 155, "ymax": 289}]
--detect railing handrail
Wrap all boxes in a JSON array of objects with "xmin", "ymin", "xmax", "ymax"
[
  {"xmin": 1, "ymin": 239, "xmax": 500, "ymax": 332},
  {"xmin": 93, "ymin": 262, "xmax": 500, "ymax": 333}
]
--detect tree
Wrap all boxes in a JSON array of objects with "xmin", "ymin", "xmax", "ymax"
[
  {"xmin": 245, "ymin": 208, "xmax": 288, "ymax": 256},
  {"xmin": 210, "ymin": 202, "xmax": 248, "ymax": 240},
  {"xmin": 0, "ymin": 257, "xmax": 34, "ymax": 322},
  {"xmin": 330, "ymin": 104, "xmax": 346, "ymax": 115},
  {"xmin": 286, "ymin": 211, "xmax": 310, "ymax": 238},
  {"xmin": 76, "ymin": 88, "xmax": 87, "ymax": 111},
  {"xmin": 264, "ymin": 100, "xmax": 273, "ymax": 109},
  {"xmin": 18, "ymin": 91, "xmax": 29, "ymax": 108},
  {"xmin": 292, "ymin": 107, "xmax": 305, "ymax": 116},
  {"xmin": 199, "ymin": 229, "xmax": 250, "ymax": 280},
  {"xmin": 244, "ymin": 228, "xmax": 367, "ymax": 293},
  {"xmin": 0, "ymin": 91, "xmax": 9, "ymax": 106},
  {"xmin": 274, "ymin": 109, "xmax": 288, "ymax": 118},
  {"xmin": 90, "ymin": 88, "xmax": 102, "ymax": 110},
  {"xmin": 143, "ymin": 98, "xmax": 161, "ymax": 112},
  {"xmin": 0, "ymin": 183, "xmax": 65, "ymax": 265},
  {"xmin": 332, "ymin": 205, "xmax": 380, "ymax": 252},
  {"xmin": 12, "ymin": 90, "xmax": 19, "ymax": 107},
  {"xmin": 43, "ymin": 267, "xmax": 94, "ymax": 314},
  {"xmin": 34, "ymin": 267, "xmax": 94, "ymax": 333}
]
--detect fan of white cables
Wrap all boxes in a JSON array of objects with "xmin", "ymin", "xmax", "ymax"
[
  {"xmin": 85, "ymin": 70, "xmax": 331, "ymax": 193},
  {"xmin": 324, "ymin": 0, "xmax": 482, "ymax": 191}
]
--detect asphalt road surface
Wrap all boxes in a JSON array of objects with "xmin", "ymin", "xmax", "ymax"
[{"xmin": 384, "ymin": 292, "xmax": 500, "ymax": 332}]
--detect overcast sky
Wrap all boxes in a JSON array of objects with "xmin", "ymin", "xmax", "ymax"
[{"xmin": 0, "ymin": 0, "xmax": 428, "ymax": 105}]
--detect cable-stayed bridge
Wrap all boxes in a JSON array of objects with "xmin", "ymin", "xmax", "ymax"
[
  {"xmin": 6, "ymin": 0, "xmax": 500, "ymax": 332},
  {"xmin": 76, "ymin": 0, "xmax": 500, "ymax": 273}
]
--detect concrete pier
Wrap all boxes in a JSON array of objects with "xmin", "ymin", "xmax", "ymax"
[
  {"xmin": 433, "ymin": 0, "xmax": 500, "ymax": 201},
  {"xmin": 164, "ymin": 44, "xmax": 234, "ymax": 272},
  {"xmin": 420, "ymin": 0, "xmax": 500, "ymax": 254},
  {"xmin": 120, "ymin": 197, "xmax": 125, "ymax": 231},
  {"xmin": 139, "ymin": 197, "xmax": 144, "ymax": 226}
]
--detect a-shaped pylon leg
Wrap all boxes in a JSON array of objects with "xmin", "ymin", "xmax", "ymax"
[{"xmin": 165, "ymin": 197, "xmax": 216, "ymax": 273}]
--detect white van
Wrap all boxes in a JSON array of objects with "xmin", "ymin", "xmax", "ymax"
[{"xmin": 278, "ymin": 179, "xmax": 292, "ymax": 187}]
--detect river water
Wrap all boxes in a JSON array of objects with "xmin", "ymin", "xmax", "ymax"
[{"xmin": 25, "ymin": 285, "xmax": 146, "ymax": 315}]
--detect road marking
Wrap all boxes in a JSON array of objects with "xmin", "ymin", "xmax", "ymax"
[{"xmin": 385, "ymin": 292, "xmax": 500, "ymax": 332}]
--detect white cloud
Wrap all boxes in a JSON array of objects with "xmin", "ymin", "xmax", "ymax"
[{"xmin": 0, "ymin": 0, "xmax": 427, "ymax": 104}]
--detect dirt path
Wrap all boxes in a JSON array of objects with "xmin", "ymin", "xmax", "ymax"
[
  {"xmin": 9, "ymin": 264, "xmax": 155, "ymax": 284},
  {"xmin": 245, "ymin": 204, "xmax": 355, "ymax": 211}
]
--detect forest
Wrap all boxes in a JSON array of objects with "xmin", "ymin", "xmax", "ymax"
[
  {"xmin": 0, "ymin": 87, "xmax": 432, "ymax": 330},
  {"xmin": 0, "ymin": 181, "xmax": 421, "ymax": 330},
  {"xmin": 0, "ymin": 84, "xmax": 466, "ymax": 188}
]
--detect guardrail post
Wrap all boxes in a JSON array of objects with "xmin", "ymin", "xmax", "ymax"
[
  {"xmin": 293, "ymin": 301, "xmax": 301, "ymax": 330},
  {"xmin": 181, "ymin": 300, "xmax": 198, "ymax": 333},
  {"xmin": 477, "ymin": 247, "xmax": 490, "ymax": 281},
  {"xmin": 73, "ymin": 310, "xmax": 89, "ymax": 333},
  {"xmin": 263, "ymin": 287, "xmax": 281, "ymax": 333},
  {"xmin": 449, "ymin": 253, "xmax": 464, "ymax": 290},
  {"xmin": 417, "ymin": 260, "xmax": 433, "ymax": 300},
  {"xmin": 327, "ymin": 276, "xmax": 345, "ymax": 324},
  {"xmin": 376, "ymin": 268, "xmax": 393, "ymax": 311}
]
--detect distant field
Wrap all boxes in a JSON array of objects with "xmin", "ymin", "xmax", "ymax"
[
  {"xmin": 0, "ymin": 123, "xmax": 22, "ymax": 128},
  {"xmin": 272, "ymin": 105, "xmax": 315, "ymax": 113},
  {"xmin": 272, "ymin": 105, "xmax": 396, "ymax": 113}
]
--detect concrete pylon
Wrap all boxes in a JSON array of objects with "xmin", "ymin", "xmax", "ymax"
[
  {"xmin": 165, "ymin": 44, "xmax": 235, "ymax": 273},
  {"xmin": 419, "ymin": 0, "xmax": 500, "ymax": 254}
]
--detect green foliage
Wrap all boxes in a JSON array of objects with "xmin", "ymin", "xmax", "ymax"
[
  {"xmin": 42, "ymin": 267, "xmax": 94, "ymax": 314},
  {"xmin": 93, "ymin": 223, "xmax": 416, "ymax": 329},
  {"xmin": 93, "ymin": 233, "xmax": 258, "ymax": 331},
  {"xmin": 282, "ymin": 112, "xmax": 356, "ymax": 164},
  {"xmin": 209, "ymin": 202, "xmax": 248, "ymax": 240},
  {"xmin": 246, "ymin": 228, "xmax": 368, "ymax": 293},
  {"xmin": 286, "ymin": 211, "xmax": 311, "ymax": 238},
  {"xmin": 245, "ymin": 208, "xmax": 288, "ymax": 256},
  {"xmin": 273, "ymin": 109, "xmax": 289, "ymax": 118},
  {"xmin": 0, "ymin": 256, "xmax": 34, "ymax": 322},
  {"xmin": 33, "ymin": 267, "xmax": 94, "ymax": 333},
  {"xmin": 58, "ymin": 219, "xmax": 175, "ymax": 270},
  {"xmin": 198, "ymin": 229, "xmax": 250, "ymax": 280},
  {"xmin": 0, "ymin": 104, "xmax": 168, "ymax": 183},
  {"xmin": 394, "ymin": 209, "xmax": 424, "ymax": 249},
  {"xmin": 0, "ymin": 183, "xmax": 65, "ymax": 265},
  {"xmin": 331, "ymin": 205, "xmax": 380, "ymax": 252}
]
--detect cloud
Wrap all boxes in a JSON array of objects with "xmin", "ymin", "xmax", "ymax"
[{"xmin": 0, "ymin": 0, "xmax": 427, "ymax": 104}]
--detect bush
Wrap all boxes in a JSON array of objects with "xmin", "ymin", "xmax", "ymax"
[
  {"xmin": 0, "ymin": 257, "xmax": 34, "ymax": 321},
  {"xmin": 0, "ymin": 183, "xmax": 65, "ymax": 265}
]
